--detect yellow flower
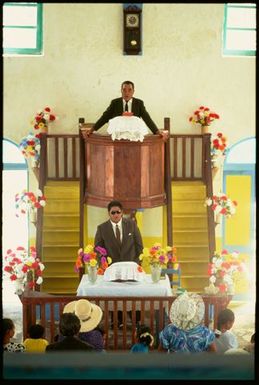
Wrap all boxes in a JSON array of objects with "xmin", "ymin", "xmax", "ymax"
[
  {"xmin": 89, "ymin": 259, "xmax": 97, "ymax": 267},
  {"xmin": 84, "ymin": 244, "xmax": 94, "ymax": 253},
  {"xmin": 107, "ymin": 257, "xmax": 112, "ymax": 265}
]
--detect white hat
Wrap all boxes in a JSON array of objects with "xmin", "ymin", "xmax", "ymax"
[
  {"xmin": 169, "ymin": 292, "xmax": 205, "ymax": 331},
  {"xmin": 63, "ymin": 299, "xmax": 103, "ymax": 333}
]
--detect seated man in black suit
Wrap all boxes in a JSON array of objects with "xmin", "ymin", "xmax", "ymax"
[
  {"xmin": 83, "ymin": 80, "xmax": 168, "ymax": 141},
  {"xmin": 46, "ymin": 313, "xmax": 94, "ymax": 351}
]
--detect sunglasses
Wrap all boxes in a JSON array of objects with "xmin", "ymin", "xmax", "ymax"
[{"xmin": 111, "ymin": 210, "xmax": 122, "ymax": 215}]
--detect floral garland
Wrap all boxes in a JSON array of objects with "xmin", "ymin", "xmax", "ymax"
[
  {"xmin": 15, "ymin": 189, "xmax": 46, "ymax": 217},
  {"xmin": 139, "ymin": 243, "xmax": 179, "ymax": 268},
  {"xmin": 189, "ymin": 106, "xmax": 220, "ymax": 127},
  {"xmin": 205, "ymin": 193, "xmax": 237, "ymax": 218},
  {"xmin": 4, "ymin": 246, "xmax": 45, "ymax": 289},
  {"xmin": 19, "ymin": 132, "xmax": 41, "ymax": 165},
  {"xmin": 208, "ymin": 249, "xmax": 248, "ymax": 294},
  {"xmin": 75, "ymin": 245, "xmax": 112, "ymax": 275}
]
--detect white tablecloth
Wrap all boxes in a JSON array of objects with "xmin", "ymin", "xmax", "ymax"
[{"xmin": 77, "ymin": 274, "xmax": 172, "ymax": 297}]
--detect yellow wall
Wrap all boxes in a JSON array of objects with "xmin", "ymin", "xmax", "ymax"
[{"xmin": 225, "ymin": 175, "xmax": 251, "ymax": 246}]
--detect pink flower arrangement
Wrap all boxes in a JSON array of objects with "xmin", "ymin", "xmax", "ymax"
[
  {"xmin": 31, "ymin": 106, "xmax": 57, "ymax": 135},
  {"xmin": 75, "ymin": 245, "xmax": 112, "ymax": 275},
  {"xmin": 139, "ymin": 243, "xmax": 178, "ymax": 268},
  {"xmin": 189, "ymin": 106, "xmax": 220, "ymax": 127},
  {"xmin": 15, "ymin": 189, "xmax": 46, "ymax": 217},
  {"xmin": 208, "ymin": 249, "xmax": 248, "ymax": 294},
  {"xmin": 4, "ymin": 246, "xmax": 45, "ymax": 289},
  {"xmin": 205, "ymin": 193, "xmax": 237, "ymax": 218}
]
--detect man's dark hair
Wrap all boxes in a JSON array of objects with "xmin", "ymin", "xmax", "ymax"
[
  {"xmin": 28, "ymin": 324, "xmax": 45, "ymax": 339},
  {"xmin": 107, "ymin": 200, "xmax": 123, "ymax": 212},
  {"xmin": 217, "ymin": 308, "xmax": 235, "ymax": 329},
  {"xmin": 59, "ymin": 313, "xmax": 81, "ymax": 337},
  {"xmin": 121, "ymin": 80, "xmax": 134, "ymax": 90}
]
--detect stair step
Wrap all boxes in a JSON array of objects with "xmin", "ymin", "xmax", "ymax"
[
  {"xmin": 43, "ymin": 273, "xmax": 78, "ymax": 278},
  {"xmin": 173, "ymin": 229, "xmax": 207, "ymax": 232}
]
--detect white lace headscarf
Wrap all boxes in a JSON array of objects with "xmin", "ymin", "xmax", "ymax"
[{"xmin": 169, "ymin": 292, "xmax": 205, "ymax": 330}]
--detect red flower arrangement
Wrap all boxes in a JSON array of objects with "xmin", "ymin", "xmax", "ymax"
[
  {"xmin": 4, "ymin": 246, "xmax": 45, "ymax": 291},
  {"xmin": 189, "ymin": 106, "xmax": 220, "ymax": 127},
  {"xmin": 15, "ymin": 189, "xmax": 46, "ymax": 217},
  {"xmin": 31, "ymin": 106, "xmax": 57, "ymax": 136}
]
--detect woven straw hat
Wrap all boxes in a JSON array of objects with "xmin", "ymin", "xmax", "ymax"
[
  {"xmin": 169, "ymin": 291, "xmax": 205, "ymax": 331},
  {"xmin": 63, "ymin": 299, "xmax": 103, "ymax": 333}
]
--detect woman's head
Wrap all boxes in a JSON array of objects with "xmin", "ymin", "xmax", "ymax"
[{"xmin": 136, "ymin": 324, "xmax": 154, "ymax": 347}]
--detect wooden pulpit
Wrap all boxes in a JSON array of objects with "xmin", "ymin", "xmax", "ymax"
[{"xmin": 80, "ymin": 131, "xmax": 166, "ymax": 209}]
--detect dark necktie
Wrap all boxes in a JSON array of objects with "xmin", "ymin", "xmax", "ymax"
[
  {"xmin": 115, "ymin": 225, "xmax": 121, "ymax": 244},
  {"xmin": 125, "ymin": 101, "xmax": 128, "ymax": 112}
]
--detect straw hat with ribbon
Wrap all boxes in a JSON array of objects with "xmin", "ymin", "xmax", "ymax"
[{"xmin": 63, "ymin": 299, "xmax": 103, "ymax": 333}]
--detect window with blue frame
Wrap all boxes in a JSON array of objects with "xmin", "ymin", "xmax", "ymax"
[
  {"xmin": 3, "ymin": 2, "xmax": 43, "ymax": 55},
  {"xmin": 223, "ymin": 3, "xmax": 256, "ymax": 57}
]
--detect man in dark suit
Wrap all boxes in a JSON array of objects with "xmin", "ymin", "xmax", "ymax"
[
  {"xmin": 94, "ymin": 200, "xmax": 143, "ymax": 264},
  {"xmin": 94, "ymin": 200, "xmax": 143, "ymax": 327},
  {"xmin": 46, "ymin": 313, "xmax": 94, "ymax": 352},
  {"xmin": 84, "ymin": 80, "xmax": 168, "ymax": 140}
]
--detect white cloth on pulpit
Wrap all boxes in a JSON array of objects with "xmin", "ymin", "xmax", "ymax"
[
  {"xmin": 103, "ymin": 261, "xmax": 146, "ymax": 282},
  {"xmin": 107, "ymin": 116, "xmax": 149, "ymax": 142}
]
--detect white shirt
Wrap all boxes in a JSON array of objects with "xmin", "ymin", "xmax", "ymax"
[
  {"xmin": 214, "ymin": 330, "xmax": 238, "ymax": 353},
  {"xmin": 123, "ymin": 98, "xmax": 132, "ymax": 113},
  {"xmin": 110, "ymin": 219, "xmax": 123, "ymax": 242}
]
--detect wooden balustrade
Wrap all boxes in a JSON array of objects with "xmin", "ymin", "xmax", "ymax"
[{"xmin": 20, "ymin": 290, "xmax": 231, "ymax": 351}]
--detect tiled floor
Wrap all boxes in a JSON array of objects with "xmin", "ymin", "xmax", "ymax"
[{"xmin": 2, "ymin": 279, "xmax": 256, "ymax": 349}]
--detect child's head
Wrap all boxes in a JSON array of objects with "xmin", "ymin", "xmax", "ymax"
[
  {"xmin": 217, "ymin": 308, "xmax": 235, "ymax": 331},
  {"xmin": 28, "ymin": 324, "xmax": 45, "ymax": 339},
  {"xmin": 2, "ymin": 318, "xmax": 15, "ymax": 343},
  {"xmin": 136, "ymin": 324, "xmax": 154, "ymax": 347}
]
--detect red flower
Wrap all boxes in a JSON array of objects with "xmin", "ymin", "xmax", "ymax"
[
  {"xmin": 44, "ymin": 107, "xmax": 51, "ymax": 112},
  {"xmin": 49, "ymin": 114, "xmax": 56, "ymax": 121},
  {"xmin": 28, "ymin": 281, "xmax": 35, "ymax": 289},
  {"xmin": 10, "ymin": 274, "xmax": 17, "ymax": 281}
]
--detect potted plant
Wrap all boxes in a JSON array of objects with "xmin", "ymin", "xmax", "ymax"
[{"xmin": 189, "ymin": 106, "xmax": 220, "ymax": 134}]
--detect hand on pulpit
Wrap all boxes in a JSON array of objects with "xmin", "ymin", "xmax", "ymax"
[
  {"xmin": 159, "ymin": 130, "xmax": 169, "ymax": 142},
  {"xmin": 80, "ymin": 124, "xmax": 94, "ymax": 137}
]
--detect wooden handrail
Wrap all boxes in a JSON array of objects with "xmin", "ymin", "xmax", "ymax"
[
  {"xmin": 164, "ymin": 117, "xmax": 173, "ymax": 246},
  {"xmin": 20, "ymin": 290, "xmax": 231, "ymax": 350}
]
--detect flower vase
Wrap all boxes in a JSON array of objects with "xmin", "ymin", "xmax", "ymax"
[
  {"xmin": 14, "ymin": 278, "xmax": 25, "ymax": 295},
  {"xmin": 215, "ymin": 213, "xmax": 221, "ymax": 225},
  {"xmin": 201, "ymin": 125, "xmax": 209, "ymax": 134},
  {"xmin": 87, "ymin": 265, "xmax": 98, "ymax": 284},
  {"xmin": 30, "ymin": 210, "xmax": 37, "ymax": 225},
  {"xmin": 150, "ymin": 265, "xmax": 162, "ymax": 283}
]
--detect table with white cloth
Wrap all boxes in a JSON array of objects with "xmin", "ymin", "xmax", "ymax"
[
  {"xmin": 77, "ymin": 273, "xmax": 172, "ymax": 301},
  {"xmin": 77, "ymin": 273, "xmax": 172, "ymax": 345}
]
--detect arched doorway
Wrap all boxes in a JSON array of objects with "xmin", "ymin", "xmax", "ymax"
[{"xmin": 223, "ymin": 137, "xmax": 256, "ymax": 300}]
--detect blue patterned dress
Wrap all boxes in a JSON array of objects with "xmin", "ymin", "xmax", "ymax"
[{"xmin": 159, "ymin": 324, "xmax": 215, "ymax": 352}]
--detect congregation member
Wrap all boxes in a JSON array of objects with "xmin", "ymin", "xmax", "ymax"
[
  {"xmin": 23, "ymin": 323, "xmax": 49, "ymax": 352},
  {"xmin": 3, "ymin": 318, "xmax": 25, "ymax": 353},
  {"xmin": 46, "ymin": 313, "xmax": 94, "ymax": 352},
  {"xmin": 214, "ymin": 308, "xmax": 238, "ymax": 353},
  {"xmin": 158, "ymin": 292, "xmax": 216, "ymax": 353},
  {"xmin": 62, "ymin": 299, "xmax": 105, "ymax": 352},
  {"xmin": 130, "ymin": 324, "xmax": 154, "ymax": 353}
]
